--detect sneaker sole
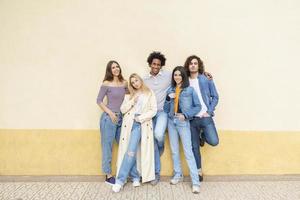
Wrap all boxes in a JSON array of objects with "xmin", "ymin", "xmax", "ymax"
[
  {"xmin": 150, "ymin": 181, "xmax": 159, "ymax": 186},
  {"xmin": 170, "ymin": 179, "xmax": 183, "ymax": 185},
  {"xmin": 133, "ymin": 184, "xmax": 141, "ymax": 187},
  {"xmin": 112, "ymin": 188, "xmax": 122, "ymax": 193},
  {"xmin": 105, "ymin": 181, "xmax": 115, "ymax": 186}
]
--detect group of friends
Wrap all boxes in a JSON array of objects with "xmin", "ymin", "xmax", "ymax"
[{"xmin": 96, "ymin": 51, "xmax": 219, "ymax": 194}]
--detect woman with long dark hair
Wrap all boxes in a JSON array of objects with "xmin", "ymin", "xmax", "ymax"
[
  {"xmin": 96, "ymin": 60, "xmax": 128, "ymax": 185},
  {"xmin": 163, "ymin": 66, "xmax": 201, "ymax": 193}
]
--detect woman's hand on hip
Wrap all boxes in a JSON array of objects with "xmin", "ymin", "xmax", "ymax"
[{"xmin": 177, "ymin": 113, "xmax": 185, "ymax": 121}]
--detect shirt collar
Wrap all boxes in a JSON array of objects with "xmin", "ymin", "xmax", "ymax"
[{"xmin": 148, "ymin": 70, "xmax": 163, "ymax": 78}]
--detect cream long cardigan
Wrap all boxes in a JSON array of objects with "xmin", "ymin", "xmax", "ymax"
[{"xmin": 116, "ymin": 90, "xmax": 157, "ymax": 183}]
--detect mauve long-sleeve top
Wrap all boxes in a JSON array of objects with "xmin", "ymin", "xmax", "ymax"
[{"xmin": 96, "ymin": 85, "xmax": 128, "ymax": 112}]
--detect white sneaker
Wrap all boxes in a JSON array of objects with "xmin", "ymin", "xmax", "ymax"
[
  {"xmin": 132, "ymin": 180, "xmax": 141, "ymax": 187},
  {"xmin": 112, "ymin": 183, "xmax": 122, "ymax": 193},
  {"xmin": 170, "ymin": 176, "xmax": 183, "ymax": 185},
  {"xmin": 192, "ymin": 185, "xmax": 200, "ymax": 194}
]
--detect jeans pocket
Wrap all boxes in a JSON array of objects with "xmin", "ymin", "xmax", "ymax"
[
  {"xmin": 100, "ymin": 112, "xmax": 109, "ymax": 130},
  {"xmin": 176, "ymin": 119, "xmax": 188, "ymax": 127},
  {"xmin": 202, "ymin": 116, "xmax": 213, "ymax": 125}
]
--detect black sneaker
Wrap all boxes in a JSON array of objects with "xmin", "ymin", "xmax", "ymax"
[
  {"xmin": 105, "ymin": 175, "xmax": 116, "ymax": 186},
  {"xmin": 199, "ymin": 138, "xmax": 205, "ymax": 147},
  {"xmin": 199, "ymin": 174, "xmax": 203, "ymax": 182}
]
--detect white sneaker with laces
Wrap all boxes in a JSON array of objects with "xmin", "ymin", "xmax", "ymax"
[
  {"xmin": 192, "ymin": 185, "xmax": 200, "ymax": 194},
  {"xmin": 170, "ymin": 176, "xmax": 183, "ymax": 185},
  {"xmin": 112, "ymin": 183, "xmax": 122, "ymax": 193},
  {"xmin": 132, "ymin": 180, "xmax": 141, "ymax": 187}
]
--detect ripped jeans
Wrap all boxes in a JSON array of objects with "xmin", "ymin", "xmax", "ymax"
[{"xmin": 116, "ymin": 121, "xmax": 141, "ymax": 186}]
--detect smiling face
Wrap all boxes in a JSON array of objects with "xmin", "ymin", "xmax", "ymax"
[
  {"xmin": 130, "ymin": 76, "xmax": 142, "ymax": 90},
  {"xmin": 111, "ymin": 62, "xmax": 120, "ymax": 77},
  {"xmin": 173, "ymin": 70, "xmax": 183, "ymax": 85},
  {"xmin": 149, "ymin": 58, "xmax": 162, "ymax": 76}
]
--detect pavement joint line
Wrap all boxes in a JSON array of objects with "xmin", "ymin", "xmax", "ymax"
[{"xmin": 1, "ymin": 175, "xmax": 300, "ymax": 182}]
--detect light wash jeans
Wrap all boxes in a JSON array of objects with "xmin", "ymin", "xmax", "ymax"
[
  {"xmin": 152, "ymin": 110, "xmax": 168, "ymax": 178},
  {"xmin": 191, "ymin": 116, "xmax": 219, "ymax": 169},
  {"xmin": 99, "ymin": 112, "xmax": 122, "ymax": 174},
  {"xmin": 168, "ymin": 117, "xmax": 200, "ymax": 186},
  {"xmin": 116, "ymin": 121, "xmax": 141, "ymax": 185}
]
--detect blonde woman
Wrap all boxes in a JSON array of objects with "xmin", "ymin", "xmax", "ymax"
[{"xmin": 112, "ymin": 73, "xmax": 157, "ymax": 193}]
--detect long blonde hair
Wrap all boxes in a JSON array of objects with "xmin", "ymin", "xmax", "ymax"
[{"xmin": 128, "ymin": 73, "xmax": 150, "ymax": 97}]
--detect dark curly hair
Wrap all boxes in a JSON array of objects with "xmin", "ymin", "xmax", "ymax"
[
  {"xmin": 147, "ymin": 51, "xmax": 166, "ymax": 67},
  {"xmin": 184, "ymin": 55, "xmax": 205, "ymax": 76}
]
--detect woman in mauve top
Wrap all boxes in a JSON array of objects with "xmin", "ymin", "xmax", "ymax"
[{"xmin": 96, "ymin": 60, "xmax": 128, "ymax": 185}]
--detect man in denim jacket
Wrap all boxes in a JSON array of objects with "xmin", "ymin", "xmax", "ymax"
[{"xmin": 184, "ymin": 55, "xmax": 219, "ymax": 182}]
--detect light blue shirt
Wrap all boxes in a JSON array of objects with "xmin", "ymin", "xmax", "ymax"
[{"xmin": 144, "ymin": 70, "xmax": 172, "ymax": 111}]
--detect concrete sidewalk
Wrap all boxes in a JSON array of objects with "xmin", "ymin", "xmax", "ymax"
[{"xmin": 0, "ymin": 176, "xmax": 299, "ymax": 200}]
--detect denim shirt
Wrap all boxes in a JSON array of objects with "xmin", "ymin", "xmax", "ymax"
[
  {"xmin": 163, "ymin": 86, "xmax": 201, "ymax": 120},
  {"xmin": 197, "ymin": 74, "xmax": 219, "ymax": 116}
]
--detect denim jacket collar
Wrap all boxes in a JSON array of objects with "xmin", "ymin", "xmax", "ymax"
[{"xmin": 169, "ymin": 86, "xmax": 188, "ymax": 93}]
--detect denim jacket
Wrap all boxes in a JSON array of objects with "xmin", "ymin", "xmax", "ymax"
[
  {"xmin": 163, "ymin": 86, "xmax": 201, "ymax": 120},
  {"xmin": 197, "ymin": 74, "xmax": 219, "ymax": 116}
]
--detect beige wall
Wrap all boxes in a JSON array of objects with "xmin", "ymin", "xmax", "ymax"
[
  {"xmin": 1, "ymin": 0, "xmax": 300, "ymax": 176},
  {"xmin": 1, "ymin": 0, "xmax": 300, "ymax": 131}
]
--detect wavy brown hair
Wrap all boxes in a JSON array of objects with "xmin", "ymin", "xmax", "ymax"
[{"xmin": 103, "ymin": 60, "xmax": 124, "ymax": 82}]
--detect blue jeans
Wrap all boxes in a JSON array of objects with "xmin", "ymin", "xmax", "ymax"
[
  {"xmin": 99, "ymin": 112, "xmax": 122, "ymax": 174},
  {"xmin": 116, "ymin": 121, "xmax": 141, "ymax": 185},
  {"xmin": 190, "ymin": 117, "xmax": 219, "ymax": 169},
  {"xmin": 152, "ymin": 110, "xmax": 168, "ymax": 178},
  {"xmin": 168, "ymin": 117, "xmax": 200, "ymax": 186}
]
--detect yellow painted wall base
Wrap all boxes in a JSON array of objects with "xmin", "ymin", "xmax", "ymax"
[{"xmin": 0, "ymin": 129, "xmax": 299, "ymax": 175}]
